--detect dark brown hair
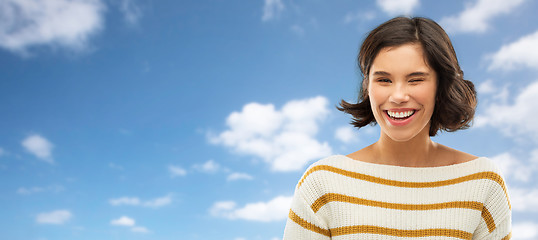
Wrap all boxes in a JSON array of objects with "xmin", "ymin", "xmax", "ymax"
[{"xmin": 338, "ymin": 16, "xmax": 476, "ymax": 136}]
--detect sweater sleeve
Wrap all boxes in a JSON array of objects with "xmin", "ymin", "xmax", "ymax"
[
  {"xmin": 283, "ymin": 183, "xmax": 331, "ymax": 239},
  {"xmin": 473, "ymin": 171, "xmax": 512, "ymax": 240}
]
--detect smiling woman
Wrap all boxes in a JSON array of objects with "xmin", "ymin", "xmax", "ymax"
[{"xmin": 283, "ymin": 17, "xmax": 512, "ymax": 240}]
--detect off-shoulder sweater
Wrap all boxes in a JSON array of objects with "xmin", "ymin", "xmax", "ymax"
[{"xmin": 283, "ymin": 155, "xmax": 511, "ymax": 240}]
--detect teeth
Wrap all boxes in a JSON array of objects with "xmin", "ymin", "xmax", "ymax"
[{"xmin": 387, "ymin": 110, "xmax": 414, "ymax": 118}]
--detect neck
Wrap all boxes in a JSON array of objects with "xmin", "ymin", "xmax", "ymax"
[{"xmin": 372, "ymin": 131, "xmax": 438, "ymax": 167}]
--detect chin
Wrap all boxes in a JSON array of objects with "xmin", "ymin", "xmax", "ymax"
[
  {"xmin": 382, "ymin": 124, "xmax": 430, "ymax": 142},
  {"xmin": 385, "ymin": 132, "xmax": 420, "ymax": 142}
]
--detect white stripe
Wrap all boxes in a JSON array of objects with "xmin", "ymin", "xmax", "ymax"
[
  {"xmin": 300, "ymin": 173, "xmax": 492, "ymax": 205},
  {"xmin": 316, "ymin": 202, "xmax": 481, "ymax": 232}
]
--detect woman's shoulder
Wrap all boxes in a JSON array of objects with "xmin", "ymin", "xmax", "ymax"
[
  {"xmin": 299, "ymin": 155, "xmax": 355, "ymax": 178},
  {"xmin": 436, "ymin": 145, "xmax": 503, "ymax": 172},
  {"xmin": 297, "ymin": 155, "xmax": 357, "ymax": 185},
  {"xmin": 307, "ymin": 154, "xmax": 350, "ymax": 167}
]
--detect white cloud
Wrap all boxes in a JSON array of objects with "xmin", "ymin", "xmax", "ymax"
[
  {"xmin": 487, "ymin": 30, "xmax": 538, "ymax": 71},
  {"xmin": 477, "ymin": 79, "xmax": 509, "ymax": 102},
  {"xmin": 227, "ymin": 172, "xmax": 254, "ymax": 181},
  {"xmin": 109, "ymin": 197, "xmax": 141, "ymax": 206},
  {"xmin": 490, "ymin": 152, "xmax": 534, "ymax": 182},
  {"xmin": 110, "ymin": 216, "xmax": 135, "ymax": 226},
  {"xmin": 290, "ymin": 24, "xmax": 305, "ymax": 36},
  {"xmin": 17, "ymin": 185, "xmax": 64, "ymax": 195},
  {"xmin": 343, "ymin": 10, "xmax": 376, "ymax": 24},
  {"xmin": 109, "ymin": 195, "xmax": 172, "ymax": 208},
  {"xmin": 262, "ymin": 0, "xmax": 284, "ymax": 22},
  {"xmin": 36, "ymin": 210, "xmax": 72, "ymax": 224},
  {"xmin": 0, "ymin": 147, "xmax": 6, "ymax": 157},
  {"xmin": 531, "ymin": 149, "xmax": 538, "ymax": 167},
  {"xmin": 210, "ymin": 196, "xmax": 292, "ymax": 222},
  {"xmin": 0, "ymin": 0, "xmax": 105, "ymax": 55},
  {"xmin": 119, "ymin": 0, "xmax": 142, "ymax": 26},
  {"xmin": 475, "ymin": 81, "xmax": 538, "ymax": 142},
  {"xmin": 21, "ymin": 134, "xmax": 54, "ymax": 163},
  {"xmin": 513, "ymin": 221, "xmax": 538, "ymax": 239},
  {"xmin": 193, "ymin": 160, "xmax": 220, "ymax": 174},
  {"xmin": 143, "ymin": 195, "xmax": 172, "ymax": 208},
  {"xmin": 210, "ymin": 96, "xmax": 332, "ymax": 172},
  {"xmin": 210, "ymin": 201, "xmax": 236, "ymax": 215},
  {"xmin": 131, "ymin": 226, "xmax": 150, "ymax": 233},
  {"xmin": 111, "ymin": 216, "xmax": 150, "ymax": 233},
  {"xmin": 18, "ymin": 186, "xmax": 45, "ymax": 195},
  {"xmin": 334, "ymin": 126, "xmax": 359, "ymax": 144},
  {"xmin": 477, "ymin": 79, "xmax": 496, "ymax": 94},
  {"xmin": 168, "ymin": 165, "xmax": 187, "ymax": 177},
  {"xmin": 376, "ymin": 0, "xmax": 419, "ymax": 15},
  {"xmin": 510, "ymin": 188, "xmax": 538, "ymax": 212},
  {"xmin": 440, "ymin": 0, "xmax": 526, "ymax": 33}
]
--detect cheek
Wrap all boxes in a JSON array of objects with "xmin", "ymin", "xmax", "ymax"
[
  {"xmin": 368, "ymin": 86, "xmax": 386, "ymax": 115},
  {"xmin": 412, "ymin": 86, "xmax": 437, "ymax": 111}
]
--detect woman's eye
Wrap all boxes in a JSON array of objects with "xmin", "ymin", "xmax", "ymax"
[
  {"xmin": 377, "ymin": 78, "xmax": 391, "ymax": 83},
  {"xmin": 409, "ymin": 79, "xmax": 424, "ymax": 83}
]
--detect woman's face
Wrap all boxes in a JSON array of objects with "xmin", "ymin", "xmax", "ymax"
[{"xmin": 368, "ymin": 43, "xmax": 437, "ymax": 142}]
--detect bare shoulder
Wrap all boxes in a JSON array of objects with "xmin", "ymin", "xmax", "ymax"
[
  {"xmin": 346, "ymin": 144, "xmax": 376, "ymax": 163},
  {"xmin": 436, "ymin": 143, "xmax": 477, "ymax": 164}
]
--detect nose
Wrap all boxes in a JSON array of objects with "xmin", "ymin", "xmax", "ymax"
[{"xmin": 389, "ymin": 84, "xmax": 410, "ymax": 104}]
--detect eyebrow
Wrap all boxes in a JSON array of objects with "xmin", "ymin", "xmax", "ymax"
[{"xmin": 372, "ymin": 71, "xmax": 430, "ymax": 77}]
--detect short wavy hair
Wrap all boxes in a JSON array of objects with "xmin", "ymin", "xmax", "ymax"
[{"xmin": 338, "ymin": 16, "xmax": 476, "ymax": 136}]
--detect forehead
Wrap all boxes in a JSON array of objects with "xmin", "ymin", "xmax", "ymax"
[{"xmin": 370, "ymin": 43, "xmax": 433, "ymax": 75}]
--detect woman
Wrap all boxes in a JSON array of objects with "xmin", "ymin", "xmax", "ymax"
[{"xmin": 283, "ymin": 17, "xmax": 511, "ymax": 240}]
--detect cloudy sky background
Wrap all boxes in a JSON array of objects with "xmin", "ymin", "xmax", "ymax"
[{"xmin": 1, "ymin": 0, "xmax": 538, "ymax": 239}]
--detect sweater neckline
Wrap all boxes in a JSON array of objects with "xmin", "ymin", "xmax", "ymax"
[{"xmin": 336, "ymin": 154, "xmax": 485, "ymax": 172}]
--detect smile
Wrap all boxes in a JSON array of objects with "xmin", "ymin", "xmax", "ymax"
[{"xmin": 386, "ymin": 110, "xmax": 416, "ymax": 120}]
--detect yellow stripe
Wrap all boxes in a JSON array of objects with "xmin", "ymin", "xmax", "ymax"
[
  {"xmin": 290, "ymin": 208, "xmax": 474, "ymax": 239},
  {"xmin": 330, "ymin": 225, "xmax": 473, "ymax": 239},
  {"xmin": 311, "ymin": 193, "xmax": 497, "ymax": 233},
  {"xmin": 502, "ymin": 231, "xmax": 512, "ymax": 240},
  {"xmin": 298, "ymin": 165, "xmax": 511, "ymax": 209},
  {"xmin": 481, "ymin": 206, "xmax": 496, "ymax": 232},
  {"xmin": 311, "ymin": 193, "xmax": 484, "ymax": 212},
  {"xmin": 288, "ymin": 210, "xmax": 331, "ymax": 237}
]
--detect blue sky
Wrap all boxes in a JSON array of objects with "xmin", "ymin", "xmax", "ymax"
[{"xmin": 1, "ymin": 0, "xmax": 538, "ymax": 239}]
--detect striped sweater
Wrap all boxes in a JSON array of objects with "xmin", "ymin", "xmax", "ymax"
[{"xmin": 283, "ymin": 155, "xmax": 511, "ymax": 240}]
